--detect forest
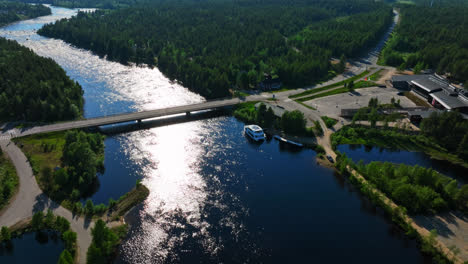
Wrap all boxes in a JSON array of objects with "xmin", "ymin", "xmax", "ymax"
[
  {"xmin": 380, "ymin": 2, "xmax": 468, "ymax": 85},
  {"xmin": 0, "ymin": 2, "xmax": 50, "ymax": 26},
  {"xmin": 0, "ymin": 37, "xmax": 84, "ymax": 122},
  {"xmin": 38, "ymin": 0, "xmax": 393, "ymax": 98},
  {"xmin": 5, "ymin": 0, "xmax": 140, "ymax": 9}
]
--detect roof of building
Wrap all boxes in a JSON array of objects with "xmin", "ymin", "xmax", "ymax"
[
  {"xmin": 391, "ymin": 74, "xmax": 428, "ymax": 83},
  {"xmin": 411, "ymin": 76, "xmax": 448, "ymax": 93},
  {"xmin": 430, "ymin": 90, "xmax": 468, "ymax": 110}
]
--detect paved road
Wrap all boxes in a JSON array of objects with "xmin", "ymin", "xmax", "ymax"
[
  {"xmin": 0, "ymin": 140, "xmax": 93, "ymax": 264},
  {"xmin": 8, "ymin": 97, "xmax": 267, "ymax": 138}
]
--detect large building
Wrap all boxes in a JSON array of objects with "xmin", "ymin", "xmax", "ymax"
[{"xmin": 391, "ymin": 74, "xmax": 468, "ymax": 114}]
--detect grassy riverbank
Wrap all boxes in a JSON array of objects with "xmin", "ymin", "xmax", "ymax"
[
  {"xmin": 0, "ymin": 150, "xmax": 18, "ymax": 211},
  {"xmin": 331, "ymin": 126, "xmax": 468, "ymax": 172}
]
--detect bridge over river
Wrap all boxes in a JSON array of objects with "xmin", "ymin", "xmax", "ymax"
[{"xmin": 9, "ymin": 96, "xmax": 261, "ymax": 138}]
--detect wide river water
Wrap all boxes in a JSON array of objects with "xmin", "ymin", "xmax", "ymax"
[{"xmin": 0, "ymin": 6, "xmax": 434, "ymax": 263}]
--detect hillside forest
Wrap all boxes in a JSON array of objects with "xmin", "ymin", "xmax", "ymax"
[
  {"xmin": 0, "ymin": 2, "xmax": 50, "ymax": 26},
  {"xmin": 0, "ymin": 37, "xmax": 84, "ymax": 122}
]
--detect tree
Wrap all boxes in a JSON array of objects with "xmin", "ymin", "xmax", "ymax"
[
  {"xmin": 45, "ymin": 209, "xmax": 55, "ymax": 228},
  {"xmin": 85, "ymin": 199, "xmax": 94, "ymax": 215},
  {"xmin": 281, "ymin": 110, "xmax": 306, "ymax": 134},
  {"xmin": 32, "ymin": 211, "xmax": 44, "ymax": 230},
  {"xmin": 57, "ymin": 249, "xmax": 73, "ymax": 264},
  {"xmin": 369, "ymin": 108, "xmax": 379, "ymax": 128},
  {"xmin": 62, "ymin": 230, "xmax": 77, "ymax": 251},
  {"xmin": 55, "ymin": 216, "xmax": 70, "ymax": 233},
  {"xmin": 1, "ymin": 226, "xmax": 11, "ymax": 241},
  {"xmin": 42, "ymin": 166, "xmax": 53, "ymax": 192},
  {"xmin": 87, "ymin": 219, "xmax": 119, "ymax": 263},
  {"xmin": 347, "ymin": 80, "xmax": 354, "ymax": 92}
]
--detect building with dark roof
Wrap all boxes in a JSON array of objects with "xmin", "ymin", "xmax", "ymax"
[
  {"xmin": 391, "ymin": 74, "xmax": 468, "ymax": 114},
  {"xmin": 391, "ymin": 74, "xmax": 427, "ymax": 90}
]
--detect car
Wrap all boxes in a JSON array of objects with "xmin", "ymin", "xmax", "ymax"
[
  {"xmin": 397, "ymin": 91, "xmax": 404, "ymax": 96},
  {"xmin": 277, "ymin": 105, "xmax": 285, "ymax": 109},
  {"xmin": 326, "ymin": 155, "xmax": 334, "ymax": 163}
]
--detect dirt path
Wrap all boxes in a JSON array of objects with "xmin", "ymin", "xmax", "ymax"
[{"xmin": 0, "ymin": 139, "xmax": 93, "ymax": 264}]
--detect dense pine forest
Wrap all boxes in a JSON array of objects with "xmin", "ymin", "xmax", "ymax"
[
  {"xmin": 380, "ymin": 1, "xmax": 468, "ymax": 85},
  {"xmin": 5, "ymin": 0, "xmax": 139, "ymax": 9},
  {"xmin": 0, "ymin": 2, "xmax": 50, "ymax": 26},
  {"xmin": 0, "ymin": 38, "xmax": 84, "ymax": 121},
  {"xmin": 38, "ymin": 0, "xmax": 393, "ymax": 98}
]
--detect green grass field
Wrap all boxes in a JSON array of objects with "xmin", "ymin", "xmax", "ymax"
[{"xmin": 289, "ymin": 70, "xmax": 370, "ymax": 99}]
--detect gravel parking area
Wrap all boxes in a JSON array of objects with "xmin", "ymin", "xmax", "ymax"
[{"xmin": 304, "ymin": 87, "xmax": 416, "ymax": 118}]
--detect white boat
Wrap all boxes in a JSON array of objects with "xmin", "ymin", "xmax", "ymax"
[{"xmin": 244, "ymin": 125, "xmax": 266, "ymax": 141}]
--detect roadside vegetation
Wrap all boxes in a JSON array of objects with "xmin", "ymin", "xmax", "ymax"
[
  {"xmin": 1, "ymin": 210, "xmax": 78, "ymax": 264},
  {"xmin": 321, "ymin": 116, "xmax": 338, "ymax": 128},
  {"xmin": 0, "ymin": 37, "xmax": 83, "ymax": 122},
  {"xmin": 379, "ymin": 1, "xmax": 468, "ymax": 85},
  {"xmin": 38, "ymin": 0, "xmax": 392, "ymax": 98},
  {"xmin": 0, "ymin": 149, "xmax": 18, "ymax": 210},
  {"xmin": 289, "ymin": 70, "xmax": 370, "ymax": 99},
  {"xmin": 0, "ymin": 2, "xmax": 50, "ymax": 26}
]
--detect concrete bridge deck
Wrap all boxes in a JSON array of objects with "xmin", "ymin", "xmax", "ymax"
[{"xmin": 11, "ymin": 97, "xmax": 255, "ymax": 138}]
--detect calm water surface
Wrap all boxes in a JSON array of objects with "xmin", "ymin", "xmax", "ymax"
[
  {"xmin": 1, "ymin": 6, "xmax": 433, "ymax": 263},
  {"xmin": 0, "ymin": 231, "xmax": 64, "ymax": 263}
]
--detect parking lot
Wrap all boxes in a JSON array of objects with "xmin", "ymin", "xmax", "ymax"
[{"xmin": 304, "ymin": 87, "xmax": 416, "ymax": 118}]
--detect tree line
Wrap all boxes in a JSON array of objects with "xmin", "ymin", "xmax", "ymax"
[
  {"xmin": 380, "ymin": 2, "xmax": 468, "ymax": 85},
  {"xmin": 38, "ymin": 0, "xmax": 393, "ymax": 98},
  {"xmin": 0, "ymin": 149, "xmax": 18, "ymax": 211},
  {"xmin": 0, "ymin": 2, "xmax": 50, "ymax": 26},
  {"xmin": 0, "ymin": 37, "xmax": 84, "ymax": 122},
  {"xmin": 4, "ymin": 0, "xmax": 140, "ymax": 9}
]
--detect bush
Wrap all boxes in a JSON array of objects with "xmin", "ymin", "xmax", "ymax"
[{"xmin": 1, "ymin": 226, "xmax": 11, "ymax": 241}]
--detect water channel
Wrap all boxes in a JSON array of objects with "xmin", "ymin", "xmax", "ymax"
[{"xmin": 0, "ymin": 6, "xmax": 436, "ymax": 263}]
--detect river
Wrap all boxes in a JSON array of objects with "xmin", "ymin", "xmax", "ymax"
[{"xmin": 1, "ymin": 6, "xmax": 432, "ymax": 263}]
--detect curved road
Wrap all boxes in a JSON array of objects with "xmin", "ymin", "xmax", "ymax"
[{"xmin": 0, "ymin": 140, "xmax": 93, "ymax": 264}]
